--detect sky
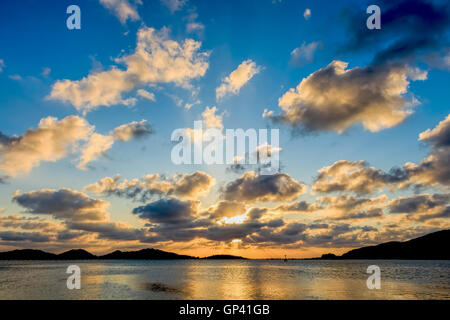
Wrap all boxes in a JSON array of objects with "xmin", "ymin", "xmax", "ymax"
[{"xmin": 0, "ymin": 0, "xmax": 449, "ymax": 258}]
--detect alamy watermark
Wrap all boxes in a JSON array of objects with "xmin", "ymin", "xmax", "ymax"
[
  {"xmin": 66, "ymin": 265, "xmax": 81, "ymax": 290},
  {"xmin": 366, "ymin": 265, "xmax": 381, "ymax": 289},
  {"xmin": 171, "ymin": 121, "xmax": 280, "ymax": 175}
]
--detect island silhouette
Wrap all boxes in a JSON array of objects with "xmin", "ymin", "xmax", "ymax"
[{"xmin": 0, "ymin": 229, "xmax": 448, "ymax": 260}]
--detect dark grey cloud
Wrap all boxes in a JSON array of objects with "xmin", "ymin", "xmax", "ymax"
[
  {"xmin": 0, "ymin": 231, "xmax": 52, "ymax": 242},
  {"xmin": 341, "ymin": 0, "xmax": 450, "ymax": 66},
  {"xmin": 0, "ymin": 215, "xmax": 58, "ymax": 231},
  {"xmin": 13, "ymin": 188, "xmax": 109, "ymax": 222},
  {"xmin": 388, "ymin": 193, "xmax": 450, "ymax": 221},
  {"xmin": 133, "ymin": 197, "xmax": 199, "ymax": 225},
  {"xmin": 223, "ymin": 171, "xmax": 306, "ymax": 202},
  {"xmin": 67, "ymin": 221, "xmax": 147, "ymax": 241},
  {"xmin": 389, "ymin": 193, "xmax": 449, "ymax": 213}
]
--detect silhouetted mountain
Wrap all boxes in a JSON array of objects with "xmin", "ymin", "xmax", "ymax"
[
  {"xmin": 337, "ymin": 230, "xmax": 450, "ymax": 260},
  {"xmin": 1, "ymin": 230, "xmax": 448, "ymax": 260},
  {"xmin": 0, "ymin": 249, "xmax": 57, "ymax": 260},
  {"xmin": 203, "ymin": 255, "xmax": 247, "ymax": 260},
  {"xmin": 0, "ymin": 248, "xmax": 195, "ymax": 260},
  {"xmin": 320, "ymin": 253, "xmax": 338, "ymax": 260},
  {"xmin": 99, "ymin": 248, "xmax": 195, "ymax": 260},
  {"xmin": 57, "ymin": 249, "xmax": 97, "ymax": 260}
]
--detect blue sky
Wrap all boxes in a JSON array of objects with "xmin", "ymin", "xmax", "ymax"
[{"xmin": 0, "ymin": 0, "xmax": 449, "ymax": 258}]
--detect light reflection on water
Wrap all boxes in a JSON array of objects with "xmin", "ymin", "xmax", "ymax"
[{"xmin": 0, "ymin": 260, "xmax": 449, "ymax": 300}]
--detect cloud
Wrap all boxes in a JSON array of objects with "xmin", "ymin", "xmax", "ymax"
[
  {"xmin": 389, "ymin": 193, "xmax": 450, "ymax": 221},
  {"xmin": 312, "ymin": 160, "xmax": 408, "ymax": 194},
  {"xmin": 161, "ymin": 0, "xmax": 186, "ymax": 13},
  {"xmin": 318, "ymin": 194, "xmax": 386, "ymax": 211},
  {"xmin": 0, "ymin": 215, "xmax": 62, "ymax": 231},
  {"xmin": 290, "ymin": 41, "xmax": 321, "ymax": 66},
  {"xmin": 342, "ymin": 0, "xmax": 450, "ymax": 67},
  {"xmin": 49, "ymin": 27, "xmax": 209, "ymax": 113},
  {"xmin": 303, "ymin": 8, "xmax": 311, "ymax": 20},
  {"xmin": 185, "ymin": 11, "xmax": 204, "ymax": 35},
  {"xmin": 186, "ymin": 22, "xmax": 205, "ymax": 34},
  {"xmin": 316, "ymin": 195, "xmax": 386, "ymax": 221},
  {"xmin": 77, "ymin": 133, "xmax": 115, "ymax": 170},
  {"xmin": 0, "ymin": 116, "xmax": 93, "ymax": 177},
  {"xmin": 273, "ymin": 201, "xmax": 319, "ymax": 213},
  {"xmin": 99, "ymin": 0, "xmax": 141, "ymax": 24},
  {"xmin": 66, "ymin": 220, "xmax": 146, "ymax": 241},
  {"xmin": 137, "ymin": 89, "xmax": 156, "ymax": 102},
  {"xmin": 201, "ymin": 106, "xmax": 223, "ymax": 130},
  {"xmin": 313, "ymin": 114, "xmax": 450, "ymax": 193},
  {"xmin": 0, "ymin": 59, "xmax": 4, "ymax": 72},
  {"xmin": 216, "ymin": 60, "xmax": 261, "ymax": 100},
  {"xmin": 204, "ymin": 200, "xmax": 247, "ymax": 218},
  {"xmin": 112, "ymin": 119, "xmax": 154, "ymax": 141},
  {"xmin": 84, "ymin": 171, "xmax": 215, "ymax": 200},
  {"xmin": 133, "ymin": 197, "xmax": 199, "ymax": 225},
  {"xmin": 332, "ymin": 208, "xmax": 384, "ymax": 221},
  {"xmin": 9, "ymin": 188, "xmax": 150, "ymax": 243},
  {"xmin": 419, "ymin": 114, "xmax": 450, "ymax": 148},
  {"xmin": 403, "ymin": 114, "xmax": 450, "ymax": 187},
  {"xmin": 78, "ymin": 120, "xmax": 153, "ymax": 169},
  {"xmin": 0, "ymin": 115, "xmax": 154, "ymax": 175},
  {"xmin": 0, "ymin": 231, "xmax": 53, "ymax": 243},
  {"xmin": 274, "ymin": 61, "xmax": 426, "ymax": 133},
  {"xmin": 13, "ymin": 188, "xmax": 109, "ymax": 222},
  {"xmin": 223, "ymin": 171, "xmax": 307, "ymax": 202},
  {"xmin": 9, "ymin": 74, "xmax": 22, "ymax": 81},
  {"xmin": 41, "ymin": 67, "xmax": 51, "ymax": 78}
]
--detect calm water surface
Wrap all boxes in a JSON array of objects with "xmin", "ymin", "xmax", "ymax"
[{"xmin": 0, "ymin": 260, "xmax": 449, "ymax": 299}]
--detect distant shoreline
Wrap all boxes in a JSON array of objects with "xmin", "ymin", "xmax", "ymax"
[{"xmin": 1, "ymin": 229, "xmax": 449, "ymax": 261}]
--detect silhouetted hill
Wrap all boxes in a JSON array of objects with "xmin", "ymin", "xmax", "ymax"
[
  {"xmin": 338, "ymin": 230, "xmax": 450, "ymax": 260},
  {"xmin": 0, "ymin": 249, "xmax": 57, "ymax": 260},
  {"xmin": 58, "ymin": 249, "xmax": 97, "ymax": 260},
  {"xmin": 203, "ymin": 255, "xmax": 247, "ymax": 260},
  {"xmin": 99, "ymin": 248, "xmax": 195, "ymax": 260},
  {"xmin": 0, "ymin": 248, "xmax": 195, "ymax": 260}
]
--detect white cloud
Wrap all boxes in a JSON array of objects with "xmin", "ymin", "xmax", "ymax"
[
  {"xmin": 201, "ymin": 106, "xmax": 223, "ymax": 130},
  {"xmin": 0, "ymin": 59, "xmax": 4, "ymax": 72},
  {"xmin": 290, "ymin": 41, "xmax": 320, "ymax": 66},
  {"xmin": 276, "ymin": 61, "xmax": 427, "ymax": 133},
  {"xmin": 216, "ymin": 60, "xmax": 261, "ymax": 100},
  {"xmin": 0, "ymin": 116, "xmax": 93, "ymax": 177},
  {"xmin": 78, "ymin": 120, "xmax": 153, "ymax": 169},
  {"xmin": 41, "ymin": 67, "xmax": 51, "ymax": 77},
  {"xmin": 99, "ymin": 0, "xmax": 141, "ymax": 24},
  {"xmin": 77, "ymin": 133, "xmax": 115, "ymax": 170},
  {"xmin": 185, "ymin": 11, "xmax": 204, "ymax": 35},
  {"xmin": 186, "ymin": 22, "xmax": 205, "ymax": 34},
  {"xmin": 303, "ymin": 8, "xmax": 311, "ymax": 20},
  {"xmin": 112, "ymin": 119, "xmax": 153, "ymax": 141},
  {"xmin": 9, "ymin": 74, "xmax": 22, "ymax": 81},
  {"xmin": 0, "ymin": 116, "xmax": 153, "ymax": 176},
  {"xmin": 84, "ymin": 171, "xmax": 215, "ymax": 200},
  {"xmin": 49, "ymin": 27, "xmax": 209, "ymax": 113},
  {"xmin": 161, "ymin": 0, "xmax": 186, "ymax": 13},
  {"xmin": 137, "ymin": 89, "xmax": 156, "ymax": 101}
]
